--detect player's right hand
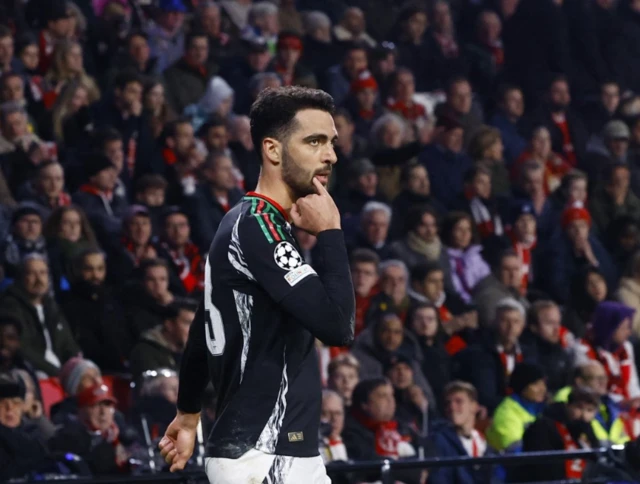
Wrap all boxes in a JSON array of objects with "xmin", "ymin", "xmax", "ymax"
[
  {"xmin": 159, "ymin": 412, "xmax": 199, "ymax": 472},
  {"xmin": 291, "ymin": 177, "xmax": 341, "ymax": 235}
]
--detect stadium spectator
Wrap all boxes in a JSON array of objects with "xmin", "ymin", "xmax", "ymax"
[
  {"xmin": 132, "ymin": 368, "xmax": 179, "ymax": 439},
  {"xmin": 344, "ymin": 71, "xmax": 383, "ymax": 139},
  {"xmin": 19, "ymin": 161, "xmax": 70, "ymax": 218},
  {"xmin": 336, "ymin": 158, "xmax": 380, "ymax": 219},
  {"xmin": 385, "ymin": 352, "xmax": 430, "ymax": 435},
  {"xmin": 563, "ymin": 266, "xmax": 610, "ymax": 339},
  {"xmin": 146, "ymin": 0, "xmax": 187, "ymax": 73},
  {"xmin": 324, "ymin": 42, "xmax": 369, "ymax": 107},
  {"xmin": 134, "ymin": 174, "xmax": 168, "ymax": 235},
  {"xmin": 300, "ymin": 11, "xmax": 339, "ymax": 77},
  {"xmin": 0, "ymin": 255, "xmax": 78, "ymax": 376},
  {"xmin": 160, "ymin": 117, "xmax": 201, "ymax": 204},
  {"xmin": 590, "ymin": 163, "xmax": 640, "ymax": 237},
  {"xmin": 129, "ymin": 299, "xmax": 196, "ymax": 381},
  {"xmin": 490, "ymin": 84, "xmax": 527, "ymax": 166},
  {"xmin": 349, "ymin": 201, "xmax": 393, "ymax": 260},
  {"xmin": 143, "ymin": 80, "xmax": 175, "ymax": 141},
  {"xmin": 366, "ymin": 260, "xmax": 410, "ymax": 324},
  {"xmin": 327, "ymin": 354, "xmax": 360, "ymax": 408},
  {"xmin": 468, "ymin": 126, "xmax": 510, "ymax": 197},
  {"xmin": 271, "ymin": 32, "xmax": 316, "ymax": 88},
  {"xmin": 50, "ymin": 356, "xmax": 102, "ymax": 424},
  {"xmin": 349, "ymin": 248, "xmax": 379, "ymax": 338},
  {"xmin": 616, "ymin": 250, "xmax": 640, "ymax": 338},
  {"xmin": 333, "ymin": 7, "xmax": 376, "ymax": 48},
  {"xmin": 319, "ymin": 389, "xmax": 348, "ymax": 463},
  {"xmin": 184, "ymin": 76, "xmax": 234, "ymax": 132},
  {"xmin": 0, "ymin": 203, "xmax": 48, "ymax": 280}
]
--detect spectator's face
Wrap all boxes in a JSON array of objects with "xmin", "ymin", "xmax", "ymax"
[
  {"xmin": 394, "ymin": 71, "xmax": 415, "ymax": 102},
  {"xmin": 382, "ymin": 121, "xmax": 404, "ymax": 148},
  {"xmin": 567, "ymin": 401, "xmax": 598, "ymax": 423},
  {"xmin": 606, "ymin": 137, "xmax": 629, "ymax": 159},
  {"xmin": 0, "ymin": 324, "xmax": 20, "ymax": 365},
  {"xmin": 14, "ymin": 214, "xmax": 42, "ymax": 242},
  {"xmin": 407, "ymin": 12, "xmax": 428, "ymax": 41},
  {"xmin": 411, "ymin": 307, "xmax": 439, "ymax": 339},
  {"xmin": 451, "ymin": 218, "xmax": 472, "ymax": 249},
  {"xmin": 356, "ymin": 171, "xmax": 378, "ymax": 197},
  {"xmin": 201, "ymin": 6, "xmax": 221, "ymax": 36},
  {"xmin": 578, "ymin": 364, "xmax": 608, "ymax": 396},
  {"xmin": 321, "ymin": 394, "xmax": 345, "ymax": 438},
  {"xmin": 37, "ymin": 163, "xmax": 65, "ymax": 198},
  {"xmin": 166, "ymin": 309, "xmax": 195, "ymax": 348},
  {"xmin": 81, "ymin": 253, "xmax": 106, "ymax": 286},
  {"xmin": 278, "ymin": 46, "xmax": 301, "ymax": 68},
  {"xmin": 521, "ymin": 379, "xmax": 547, "ymax": 403},
  {"xmin": 205, "ymin": 126, "xmax": 228, "ymax": 151},
  {"xmin": 164, "ymin": 213, "xmax": 190, "ymax": 247},
  {"xmin": 449, "ymin": 81, "xmax": 472, "ymax": 114},
  {"xmin": 65, "ymin": 44, "xmax": 83, "ymax": 73},
  {"xmin": 48, "ymin": 18, "xmax": 73, "ymax": 39},
  {"xmin": 568, "ymin": 178, "xmax": 587, "ymax": 204},
  {"xmin": 206, "ymin": 156, "xmax": 237, "ymax": 191},
  {"xmin": 531, "ymin": 128, "xmax": 551, "ymax": 157},
  {"xmin": 217, "ymin": 95, "xmax": 234, "ymax": 119},
  {"xmin": 442, "ymin": 127, "xmax": 464, "ymax": 153},
  {"xmin": 478, "ymin": 12, "xmax": 501, "ymax": 43},
  {"xmin": 334, "ymin": 114, "xmax": 354, "ymax": 145},
  {"xmin": 329, "ymin": 365, "xmax": 359, "ymax": 403},
  {"xmin": 619, "ymin": 223, "xmax": 640, "ymax": 252},
  {"xmin": 59, "ymin": 209, "xmax": 82, "ymax": 242},
  {"xmin": 104, "ymin": 139, "xmax": 124, "ymax": 174},
  {"xmin": 355, "ymin": 87, "xmax": 377, "ymax": 110},
  {"xmin": 171, "ymin": 123, "xmax": 195, "ymax": 159},
  {"xmin": 311, "ymin": 24, "xmax": 332, "ymax": 43},
  {"xmin": 387, "ymin": 362, "xmax": 414, "ymax": 390},
  {"xmin": 91, "ymin": 166, "xmax": 117, "ymax": 192},
  {"xmin": 596, "ymin": 0, "xmax": 617, "ymax": 9},
  {"xmin": 139, "ymin": 187, "xmax": 165, "ymax": 207},
  {"xmin": 22, "ymin": 259, "xmax": 49, "ymax": 298},
  {"xmin": 20, "ymin": 44, "xmax": 39, "ymax": 71},
  {"xmin": 77, "ymin": 367, "xmax": 103, "ymax": 394},
  {"xmin": 351, "ymin": 261, "xmax": 378, "ymax": 297},
  {"xmin": 601, "ymin": 83, "xmax": 620, "ymax": 114},
  {"xmin": 119, "ymin": 81, "xmax": 143, "ymax": 111},
  {"xmin": 81, "ymin": 401, "xmax": 115, "ymax": 432},
  {"xmin": 445, "ymin": 391, "xmax": 478, "ymax": 428},
  {"xmin": 514, "ymin": 213, "xmax": 536, "ymax": 244},
  {"xmin": 502, "ymin": 89, "xmax": 524, "ymax": 119},
  {"xmin": 377, "ymin": 316, "xmax": 404, "ymax": 352},
  {"xmin": 70, "ymin": 86, "xmax": 89, "ymax": 112},
  {"xmin": 407, "ymin": 165, "xmax": 430, "ymax": 196},
  {"xmin": 159, "ymin": 11, "xmax": 185, "ymax": 33},
  {"xmin": 257, "ymin": 13, "xmax": 279, "ymax": 36},
  {"xmin": 522, "ymin": 168, "xmax": 545, "ymax": 197},
  {"xmin": 144, "ymin": 266, "xmax": 170, "ymax": 301},
  {"xmin": 186, "ymin": 37, "xmax": 209, "ymax": 65},
  {"xmin": 415, "ymin": 212, "xmax": 438, "ymax": 242},
  {"xmin": 484, "ymin": 138, "xmax": 504, "ymax": 162},
  {"xmin": 376, "ymin": 52, "xmax": 396, "ymax": 76},
  {"xmin": 567, "ymin": 219, "xmax": 590, "ymax": 245},
  {"xmin": 423, "ymin": 270, "xmax": 444, "ymax": 301},
  {"xmin": 534, "ymin": 306, "xmax": 561, "ymax": 345},
  {"xmin": 145, "ymin": 84, "xmax": 165, "ymax": 112},
  {"xmin": 612, "ymin": 317, "xmax": 632, "ymax": 346},
  {"xmin": 499, "ymin": 255, "xmax": 522, "ymax": 290},
  {"xmin": 472, "ymin": 172, "xmax": 492, "ymax": 199},
  {"xmin": 128, "ymin": 214, "xmax": 152, "ymax": 246},
  {"xmin": 586, "ymin": 272, "xmax": 607, "ymax": 302},
  {"xmin": 362, "ymin": 210, "xmax": 389, "ymax": 244},
  {"xmin": 0, "ymin": 396, "xmax": 23, "ymax": 428},
  {"xmin": 0, "ymin": 35, "xmax": 14, "ymax": 67},
  {"xmin": 247, "ymin": 50, "xmax": 272, "ymax": 72},
  {"xmin": 2, "ymin": 76, "xmax": 24, "ymax": 103},
  {"xmin": 381, "ymin": 266, "xmax": 407, "ymax": 301},
  {"xmin": 344, "ymin": 8, "xmax": 365, "ymax": 35},
  {"xmin": 3, "ymin": 112, "xmax": 28, "ymax": 140},
  {"xmin": 363, "ymin": 383, "xmax": 395, "ymax": 422},
  {"xmin": 128, "ymin": 34, "xmax": 150, "ymax": 65},
  {"xmin": 549, "ymin": 80, "xmax": 571, "ymax": 110},
  {"xmin": 434, "ymin": 1, "xmax": 453, "ymax": 33},
  {"xmin": 496, "ymin": 308, "xmax": 525, "ymax": 347},
  {"xmin": 344, "ymin": 49, "xmax": 368, "ymax": 80}
]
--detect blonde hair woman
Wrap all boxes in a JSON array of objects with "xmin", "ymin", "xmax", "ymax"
[
  {"xmin": 46, "ymin": 40, "xmax": 100, "ymax": 106},
  {"xmin": 51, "ymin": 79, "xmax": 91, "ymax": 142}
]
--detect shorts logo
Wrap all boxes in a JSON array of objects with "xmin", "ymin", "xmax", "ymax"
[
  {"xmin": 288, "ymin": 432, "xmax": 304, "ymax": 442},
  {"xmin": 284, "ymin": 264, "xmax": 316, "ymax": 286},
  {"xmin": 274, "ymin": 241, "xmax": 302, "ymax": 271}
]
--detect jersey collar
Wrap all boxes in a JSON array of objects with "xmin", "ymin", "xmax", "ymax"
[{"xmin": 246, "ymin": 191, "xmax": 290, "ymax": 222}]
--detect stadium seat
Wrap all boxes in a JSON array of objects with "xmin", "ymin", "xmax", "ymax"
[{"xmin": 39, "ymin": 377, "xmax": 65, "ymax": 418}]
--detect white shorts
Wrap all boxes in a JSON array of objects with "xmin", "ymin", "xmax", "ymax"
[{"xmin": 204, "ymin": 448, "xmax": 331, "ymax": 484}]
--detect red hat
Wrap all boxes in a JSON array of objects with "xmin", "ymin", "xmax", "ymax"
[
  {"xmin": 277, "ymin": 33, "xmax": 303, "ymax": 52},
  {"xmin": 561, "ymin": 202, "xmax": 591, "ymax": 229},
  {"xmin": 77, "ymin": 383, "xmax": 117, "ymax": 408},
  {"xmin": 351, "ymin": 71, "xmax": 378, "ymax": 93}
]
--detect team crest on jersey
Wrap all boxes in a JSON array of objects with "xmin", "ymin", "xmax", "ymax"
[{"xmin": 274, "ymin": 241, "xmax": 302, "ymax": 271}]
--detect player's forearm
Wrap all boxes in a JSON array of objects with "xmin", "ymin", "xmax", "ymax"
[
  {"xmin": 177, "ymin": 307, "xmax": 210, "ymax": 413},
  {"xmin": 283, "ymin": 229, "xmax": 355, "ymax": 346}
]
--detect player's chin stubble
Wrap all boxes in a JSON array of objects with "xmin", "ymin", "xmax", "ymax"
[{"xmin": 281, "ymin": 147, "xmax": 320, "ymax": 199}]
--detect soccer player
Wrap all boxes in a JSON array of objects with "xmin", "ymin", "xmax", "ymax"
[{"xmin": 159, "ymin": 86, "xmax": 355, "ymax": 483}]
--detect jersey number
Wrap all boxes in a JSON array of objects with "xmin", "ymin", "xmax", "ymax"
[{"xmin": 205, "ymin": 257, "xmax": 226, "ymax": 356}]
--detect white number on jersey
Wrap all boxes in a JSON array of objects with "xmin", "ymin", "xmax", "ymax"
[{"xmin": 205, "ymin": 257, "xmax": 226, "ymax": 356}]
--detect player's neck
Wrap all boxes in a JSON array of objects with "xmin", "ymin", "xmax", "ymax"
[{"xmin": 253, "ymin": 176, "xmax": 295, "ymax": 213}]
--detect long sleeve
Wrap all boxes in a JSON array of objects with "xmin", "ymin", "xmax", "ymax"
[{"xmin": 176, "ymin": 300, "xmax": 209, "ymax": 413}]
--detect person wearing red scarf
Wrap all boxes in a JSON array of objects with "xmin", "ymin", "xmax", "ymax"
[
  {"xmin": 386, "ymin": 68, "xmax": 427, "ymax": 123},
  {"xmin": 271, "ymin": 32, "xmax": 316, "ymax": 88},
  {"xmin": 508, "ymin": 201, "xmax": 538, "ymax": 293},
  {"xmin": 350, "ymin": 248, "xmax": 380, "ymax": 338},
  {"xmin": 30, "ymin": 160, "xmax": 72, "ymax": 215},
  {"xmin": 345, "ymin": 70, "xmax": 384, "ymax": 138},
  {"xmin": 120, "ymin": 205, "xmax": 157, "ymax": 267},
  {"xmin": 38, "ymin": 1, "xmax": 74, "ymax": 75},
  {"xmin": 157, "ymin": 207, "xmax": 204, "ymax": 297}
]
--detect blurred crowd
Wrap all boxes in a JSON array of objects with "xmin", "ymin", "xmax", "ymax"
[{"xmin": 2, "ymin": 0, "xmax": 640, "ymax": 482}]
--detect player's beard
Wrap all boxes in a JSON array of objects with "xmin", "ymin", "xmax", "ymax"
[{"xmin": 281, "ymin": 145, "xmax": 330, "ymax": 199}]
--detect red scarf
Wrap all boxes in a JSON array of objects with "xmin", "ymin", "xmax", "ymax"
[
  {"xmin": 497, "ymin": 345, "xmax": 523, "ymax": 378},
  {"xmin": 121, "ymin": 236, "xmax": 154, "ymax": 266},
  {"xmin": 487, "ymin": 41, "xmax": 504, "ymax": 66},
  {"xmin": 508, "ymin": 230, "xmax": 536, "ymax": 292},
  {"xmin": 620, "ymin": 409, "xmax": 640, "ymax": 439},
  {"xmin": 465, "ymin": 188, "xmax": 503, "ymax": 239},
  {"xmin": 558, "ymin": 326, "xmax": 574, "ymax": 349},
  {"xmin": 183, "ymin": 56, "xmax": 207, "ymax": 78},
  {"xmin": 358, "ymin": 108, "xmax": 377, "ymax": 121},
  {"xmin": 554, "ymin": 421, "xmax": 587, "ymax": 479},
  {"xmin": 434, "ymin": 32, "xmax": 459, "ymax": 58},
  {"xmin": 161, "ymin": 241, "xmax": 205, "ymax": 294},
  {"xmin": 551, "ymin": 113, "xmax": 578, "ymax": 167},
  {"xmin": 79, "ymin": 183, "xmax": 113, "ymax": 201},
  {"xmin": 38, "ymin": 30, "xmax": 55, "ymax": 74},
  {"xmin": 445, "ymin": 335, "xmax": 467, "ymax": 356},
  {"xmin": 126, "ymin": 136, "xmax": 137, "ymax": 178},
  {"xmin": 580, "ymin": 339, "xmax": 632, "ymax": 399},
  {"xmin": 386, "ymin": 99, "xmax": 426, "ymax": 121},
  {"xmin": 355, "ymin": 291, "xmax": 376, "ymax": 337},
  {"xmin": 162, "ymin": 147, "xmax": 178, "ymax": 166},
  {"xmin": 351, "ymin": 408, "xmax": 408, "ymax": 458}
]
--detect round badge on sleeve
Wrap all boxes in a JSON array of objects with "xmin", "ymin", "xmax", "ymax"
[{"xmin": 274, "ymin": 241, "xmax": 303, "ymax": 271}]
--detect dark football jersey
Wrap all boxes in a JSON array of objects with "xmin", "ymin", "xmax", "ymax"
[{"xmin": 177, "ymin": 192, "xmax": 355, "ymax": 459}]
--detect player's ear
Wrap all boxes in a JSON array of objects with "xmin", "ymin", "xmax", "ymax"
[{"xmin": 262, "ymin": 137, "xmax": 281, "ymax": 165}]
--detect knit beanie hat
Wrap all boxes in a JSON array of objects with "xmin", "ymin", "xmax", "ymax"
[
  {"xmin": 591, "ymin": 301, "xmax": 635, "ymax": 351},
  {"xmin": 509, "ymin": 362, "xmax": 546, "ymax": 395},
  {"xmin": 59, "ymin": 357, "xmax": 99, "ymax": 396},
  {"xmin": 561, "ymin": 201, "xmax": 591, "ymax": 229}
]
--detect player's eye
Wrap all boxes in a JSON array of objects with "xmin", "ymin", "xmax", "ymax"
[{"xmin": 309, "ymin": 139, "xmax": 320, "ymax": 147}]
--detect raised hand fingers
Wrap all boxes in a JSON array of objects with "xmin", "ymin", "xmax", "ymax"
[{"xmin": 312, "ymin": 176, "xmax": 329, "ymax": 195}]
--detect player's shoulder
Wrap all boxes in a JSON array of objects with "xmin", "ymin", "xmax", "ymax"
[{"xmin": 238, "ymin": 193, "xmax": 292, "ymax": 245}]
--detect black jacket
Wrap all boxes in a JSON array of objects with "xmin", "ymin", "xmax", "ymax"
[
  {"xmin": 0, "ymin": 423, "xmax": 54, "ymax": 481},
  {"xmin": 122, "ymin": 284, "xmax": 169, "ymax": 340}
]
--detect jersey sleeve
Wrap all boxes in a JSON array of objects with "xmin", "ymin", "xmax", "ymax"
[{"xmin": 238, "ymin": 214, "xmax": 355, "ymax": 347}]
